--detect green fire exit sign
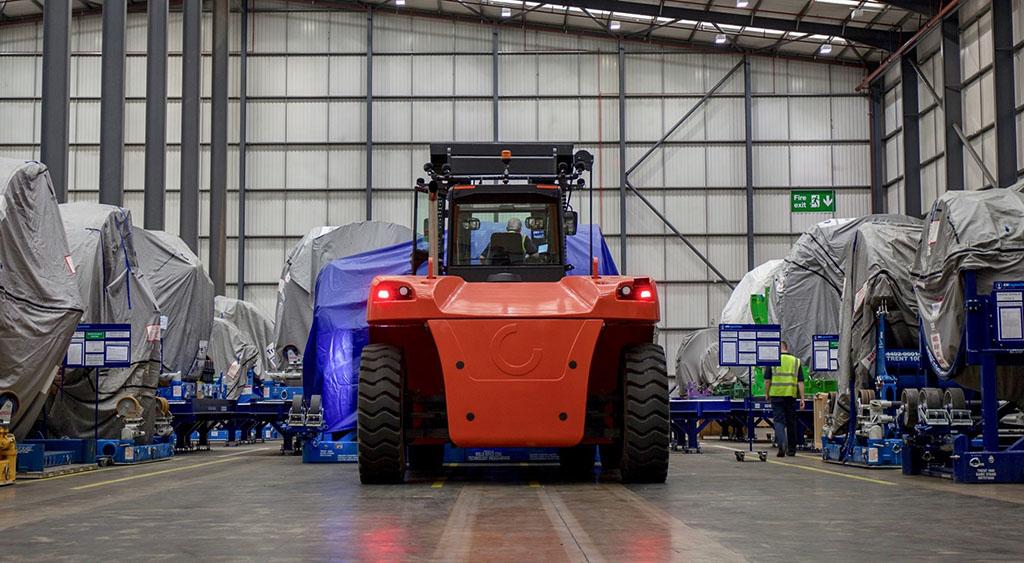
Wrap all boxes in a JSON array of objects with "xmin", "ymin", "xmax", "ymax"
[{"xmin": 791, "ymin": 190, "xmax": 836, "ymax": 213}]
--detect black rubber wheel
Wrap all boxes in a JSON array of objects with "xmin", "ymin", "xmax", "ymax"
[
  {"xmin": 308, "ymin": 394, "xmax": 322, "ymax": 415},
  {"xmin": 290, "ymin": 394, "xmax": 302, "ymax": 414},
  {"xmin": 619, "ymin": 343, "xmax": 669, "ymax": 483},
  {"xmin": 559, "ymin": 445, "xmax": 596, "ymax": 480},
  {"xmin": 920, "ymin": 387, "xmax": 942, "ymax": 410},
  {"xmin": 858, "ymin": 389, "xmax": 876, "ymax": 406},
  {"xmin": 358, "ymin": 344, "xmax": 406, "ymax": 484},
  {"xmin": 407, "ymin": 445, "xmax": 445, "ymax": 473},
  {"xmin": 901, "ymin": 388, "xmax": 919, "ymax": 428},
  {"xmin": 944, "ymin": 387, "xmax": 966, "ymax": 410}
]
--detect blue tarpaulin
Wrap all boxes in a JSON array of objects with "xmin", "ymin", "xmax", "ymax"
[{"xmin": 304, "ymin": 224, "xmax": 617, "ymax": 433}]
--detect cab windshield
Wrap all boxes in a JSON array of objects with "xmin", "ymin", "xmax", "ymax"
[{"xmin": 451, "ymin": 201, "xmax": 560, "ymax": 266}]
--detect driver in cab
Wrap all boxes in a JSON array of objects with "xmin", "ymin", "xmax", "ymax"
[{"xmin": 479, "ymin": 218, "xmax": 537, "ymax": 265}]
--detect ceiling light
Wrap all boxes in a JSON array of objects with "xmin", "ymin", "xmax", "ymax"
[
  {"xmin": 395, "ymin": 0, "xmax": 405, "ymax": 5},
  {"xmin": 736, "ymin": 0, "xmax": 749, "ymax": 7},
  {"xmin": 715, "ymin": 33, "xmax": 727, "ymax": 44},
  {"xmin": 819, "ymin": 43, "xmax": 833, "ymax": 55},
  {"xmin": 609, "ymin": 20, "xmax": 621, "ymax": 30},
  {"xmin": 501, "ymin": 6, "xmax": 512, "ymax": 17},
  {"xmin": 851, "ymin": 7, "xmax": 862, "ymax": 17}
]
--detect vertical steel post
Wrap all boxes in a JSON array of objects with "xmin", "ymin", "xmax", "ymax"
[
  {"xmin": 617, "ymin": 41, "xmax": 627, "ymax": 274},
  {"xmin": 743, "ymin": 56, "xmax": 754, "ymax": 271},
  {"xmin": 179, "ymin": 0, "xmax": 202, "ymax": 253},
  {"xmin": 942, "ymin": 18, "xmax": 964, "ymax": 191},
  {"xmin": 992, "ymin": 0, "xmax": 1018, "ymax": 187},
  {"xmin": 238, "ymin": 0, "xmax": 249, "ymax": 299},
  {"xmin": 365, "ymin": 8, "xmax": 374, "ymax": 220},
  {"xmin": 901, "ymin": 52, "xmax": 922, "ymax": 217},
  {"xmin": 210, "ymin": 0, "xmax": 229, "ymax": 295},
  {"xmin": 98, "ymin": 0, "xmax": 126, "ymax": 207},
  {"xmin": 869, "ymin": 84, "xmax": 887, "ymax": 213},
  {"xmin": 492, "ymin": 27, "xmax": 499, "ymax": 141},
  {"xmin": 144, "ymin": 0, "xmax": 169, "ymax": 229},
  {"xmin": 41, "ymin": 0, "xmax": 72, "ymax": 203}
]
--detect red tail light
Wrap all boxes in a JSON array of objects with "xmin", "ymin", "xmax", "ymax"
[
  {"xmin": 618, "ymin": 278, "xmax": 655, "ymax": 301},
  {"xmin": 373, "ymin": 283, "xmax": 414, "ymax": 302}
]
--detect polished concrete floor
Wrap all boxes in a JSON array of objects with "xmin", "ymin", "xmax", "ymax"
[{"xmin": 3, "ymin": 440, "xmax": 1024, "ymax": 561}]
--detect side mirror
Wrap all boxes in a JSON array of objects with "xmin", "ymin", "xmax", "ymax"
[
  {"xmin": 564, "ymin": 211, "xmax": 578, "ymax": 236},
  {"xmin": 525, "ymin": 216, "xmax": 546, "ymax": 231},
  {"xmin": 461, "ymin": 217, "xmax": 481, "ymax": 231}
]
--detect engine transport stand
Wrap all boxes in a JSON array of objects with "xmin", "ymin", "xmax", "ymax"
[
  {"xmin": 821, "ymin": 307, "xmax": 926, "ymax": 469},
  {"xmin": 669, "ymin": 395, "xmax": 815, "ymax": 461},
  {"xmin": 283, "ymin": 395, "xmax": 357, "ymax": 463},
  {"xmin": 902, "ymin": 275, "xmax": 1024, "ymax": 483},
  {"xmin": 94, "ymin": 396, "xmax": 175, "ymax": 466}
]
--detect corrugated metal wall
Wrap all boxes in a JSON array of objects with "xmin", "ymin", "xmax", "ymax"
[
  {"xmin": 0, "ymin": 7, "xmax": 871, "ymax": 369},
  {"xmin": 881, "ymin": 0, "xmax": 1024, "ymax": 213}
]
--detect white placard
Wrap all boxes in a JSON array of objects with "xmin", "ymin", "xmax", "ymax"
[
  {"xmin": 67, "ymin": 342, "xmax": 84, "ymax": 366},
  {"xmin": 758, "ymin": 345, "xmax": 780, "ymax": 362},
  {"xmin": 814, "ymin": 350, "xmax": 829, "ymax": 369},
  {"xmin": 85, "ymin": 340, "xmax": 104, "ymax": 353},
  {"xmin": 738, "ymin": 352, "xmax": 757, "ymax": 365},
  {"xmin": 721, "ymin": 341, "xmax": 738, "ymax": 364},
  {"xmin": 85, "ymin": 353, "xmax": 105, "ymax": 367},
  {"xmin": 999, "ymin": 306, "xmax": 1024, "ymax": 340},
  {"xmin": 106, "ymin": 344, "xmax": 130, "ymax": 362},
  {"xmin": 738, "ymin": 340, "xmax": 757, "ymax": 353}
]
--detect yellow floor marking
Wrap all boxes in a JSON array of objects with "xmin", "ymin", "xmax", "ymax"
[
  {"xmin": 766, "ymin": 459, "xmax": 896, "ymax": 486},
  {"xmin": 431, "ymin": 479, "xmax": 446, "ymax": 489},
  {"xmin": 528, "ymin": 481, "xmax": 541, "ymax": 488},
  {"xmin": 709, "ymin": 444, "xmax": 895, "ymax": 486},
  {"xmin": 71, "ymin": 456, "xmax": 242, "ymax": 491}
]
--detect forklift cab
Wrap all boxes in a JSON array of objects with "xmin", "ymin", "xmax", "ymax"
[{"xmin": 412, "ymin": 143, "xmax": 588, "ymax": 282}]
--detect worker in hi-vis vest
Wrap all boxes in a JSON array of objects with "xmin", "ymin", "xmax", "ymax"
[{"xmin": 764, "ymin": 341, "xmax": 805, "ymax": 457}]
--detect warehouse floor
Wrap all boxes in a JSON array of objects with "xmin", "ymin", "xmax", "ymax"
[{"xmin": 3, "ymin": 442, "xmax": 1024, "ymax": 561}]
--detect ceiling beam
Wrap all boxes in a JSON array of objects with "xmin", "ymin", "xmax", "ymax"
[
  {"xmin": 879, "ymin": 0, "xmax": 937, "ymax": 16},
  {"xmin": 554, "ymin": 0, "xmax": 899, "ymax": 50}
]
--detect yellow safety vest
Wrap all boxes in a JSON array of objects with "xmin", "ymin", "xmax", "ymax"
[{"xmin": 769, "ymin": 354, "xmax": 800, "ymax": 398}]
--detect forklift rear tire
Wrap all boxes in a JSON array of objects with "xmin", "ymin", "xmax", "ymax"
[
  {"xmin": 559, "ymin": 445, "xmax": 596, "ymax": 480},
  {"xmin": 358, "ymin": 344, "xmax": 406, "ymax": 484},
  {"xmin": 619, "ymin": 343, "xmax": 669, "ymax": 483},
  {"xmin": 407, "ymin": 445, "xmax": 445, "ymax": 473}
]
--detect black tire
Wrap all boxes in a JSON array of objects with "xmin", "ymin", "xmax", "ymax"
[
  {"xmin": 920, "ymin": 387, "xmax": 942, "ymax": 410},
  {"xmin": 619, "ymin": 343, "xmax": 670, "ymax": 483},
  {"xmin": 408, "ymin": 445, "xmax": 445, "ymax": 473},
  {"xmin": 902, "ymin": 388, "xmax": 919, "ymax": 428},
  {"xmin": 944, "ymin": 387, "xmax": 966, "ymax": 410},
  {"xmin": 358, "ymin": 344, "xmax": 405, "ymax": 484},
  {"xmin": 559, "ymin": 445, "xmax": 596, "ymax": 480}
]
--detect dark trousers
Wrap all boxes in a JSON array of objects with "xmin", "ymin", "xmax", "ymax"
[{"xmin": 771, "ymin": 397, "xmax": 798, "ymax": 453}]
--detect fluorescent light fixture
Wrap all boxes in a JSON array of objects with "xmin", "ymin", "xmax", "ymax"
[
  {"xmin": 852, "ymin": 8, "xmax": 863, "ymax": 17},
  {"xmin": 715, "ymin": 33, "xmax": 727, "ymax": 44},
  {"xmin": 609, "ymin": 20, "xmax": 621, "ymax": 30},
  {"xmin": 815, "ymin": 0, "xmax": 883, "ymax": 7},
  {"xmin": 819, "ymin": 43, "xmax": 833, "ymax": 54},
  {"xmin": 501, "ymin": 6, "xmax": 512, "ymax": 17},
  {"xmin": 395, "ymin": 0, "xmax": 405, "ymax": 5},
  {"xmin": 737, "ymin": 0, "xmax": 749, "ymax": 7}
]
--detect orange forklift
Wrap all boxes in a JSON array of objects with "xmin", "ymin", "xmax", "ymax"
[{"xmin": 358, "ymin": 143, "xmax": 668, "ymax": 484}]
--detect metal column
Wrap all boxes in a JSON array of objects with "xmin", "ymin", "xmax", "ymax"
[
  {"xmin": 144, "ymin": 0, "xmax": 169, "ymax": 229},
  {"xmin": 869, "ymin": 84, "xmax": 887, "ymax": 213},
  {"xmin": 901, "ymin": 52, "xmax": 922, "ymax": 217},
  {"xmin": 742, "ymin": 57, "xmax": 754, "ymax": 271},
  {"xmin": 98, "ymin": 0, "xmax": 126, "ymax": 207},
  {"xmin": 942, "ymin": 18, "xmax": 964, "ymax": 191},
  {"xmin": 992, "ymin": 0, "xmax": 1018, "ymax": 187},
  {"xmin": 365, "ymin": 8, "xmax": 374, "ymax": 220},
  {"xmin": 617, "ymin": 41, "xmax": 627, "ymax": 274},
  {"xmin": 40, "ymin": 0, "xmax": 72, "ymax": 203},
  {"xmin": 179, "ymin": 0, "xmax": 201, "ymax": 253},
  {"xmin": 210, "ymin": 0, "xmax": 229, "ymax": 295},
  {"xmin": 492, "ymin": 27, "xmax": 499, "ymax": 141},
  {"xmin": 238, "ymin": 0, "xmax": 249, "ymax": 299}
]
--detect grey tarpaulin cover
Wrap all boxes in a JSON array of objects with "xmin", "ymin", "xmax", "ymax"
[
  {"xmin": 914, "ymin": 189, "xmax": 1024, "ymax": 402},
  {"xmin": 208, "ymin": 316, "xmax": 259, "ymax": 400},
  {"xmin": 831, "ymin": 219, "xmax": 923, "ymax": 431},
  {"xmin": 214, "ymin": 295, "xmax": 276, "ymax": 380},
  {"xmin": 720, "ymin": 259, "xmax": 783, "ymax": 325},
  {"xmin": 272, "ymin": 221, "xmax": 412, "ymax": 363},
  {"xmin": 674, "ymin": 328, "xmax": 743, "ymax": 396},
  {"xmin": 47, "ymin": 203, "xmax": 161, "ymax": 439},
  {"xmin": 0, "ymin": 159, "xmax": 83, "ymax": 439},
  {"xmin": 132, "ymin": 227, "xmax": 214, "ymax": 377},
  {"xmin": 770, "ymin": 215, "xmax": 911, "ymax": 378}
]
